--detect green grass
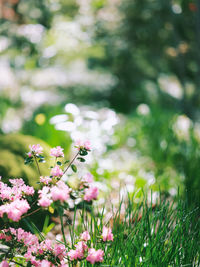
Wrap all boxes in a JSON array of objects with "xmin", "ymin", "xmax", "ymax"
[
  {"xmin": 75, "ymin": 194, "xmax": 200, "ymax": 266},
  {"xmin": 3, "ymin": 193, "xmax": 199, "ymax": 266}
]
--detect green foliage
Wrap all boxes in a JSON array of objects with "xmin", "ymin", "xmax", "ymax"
[
  {"xmin": 91, "ymin": 0, "xmax": 200, "ymax": 116},
  {"xmin": 71, "ymin": 164, "xmax": 77, "ymax": 173},
  {"xmin": 21, "ymin": 105, "xmax": 71, "ymax": 154},
  {"xmin": 113, "ymin": 106, "xmax": 200, "ymax": 206}
]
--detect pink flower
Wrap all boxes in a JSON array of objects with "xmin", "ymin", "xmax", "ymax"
[
  {"xmin": 0, "ymin": 261, "xmax": 9, "ymax": 267},
  {"xmin": 60, "ymin": 261, "xmax": 69, "ymax": 267},
  {"xmin": 30, "ymin": 258, "xmax": 40, "ymax": 266},
  {"xmin": 67, "ymin": 249, "xmax": 79, "ymax": 261},
  {"xmin": 80, "ymin": 231, "xmax": 90, "ymax": 241},
  {"xmin": 29, "ymin": 144, "xmax": 43, "ymax": 155},
  {"xmin": 51, "ymin": 181, "xmax": 69, "ymax": 202},
  {"xmin": 84, "ymin": 140, "xmax": 91, "ymax": 151},
  {"xmin": 75, "ymin": 139, "xmax": 83, "ymax": 148},
  {"xmin": 75, "ymin": 140, "xmax": 91, "ymax": 151},
  {"xmin": 50, "ymin": 146, "xmax": 64, "ymax": 158},
  {"xmin": 40, "ymin": 176, "xmax": 52, "ymax": 185},
  {"xmin": 54, "ymin": 244, "xmax": 66, "ymax": 260},
  {"xmin": 102, "ymin": 226, "xmax": 113, "ymax": 242},
  {"xmin": 38, "ymin": 197, "xmax": 52, "ymax": 207},
  {"xmin": 38, "ymin": 187, "xmax": 52, "ymax": 207},
  {"xmin": 27, "ymin": 152, "xmax": 32, "ymax": 157},
  {"xmin": 75, "ymin": 241, "xmax": 88, "ymax": 259},
  {"xmin": 84, "ymin": 187, "xmax": 99, "ymax": 202},
  {"xmin": 86, "ymin": 248, "xmax": 104, "ymax": 264},
  {"xmin": 0, "ymin": 183, "xmax": 12, "ymax": 200},
  {"xmin": 9, "ymin": 178, "xmax": 24, "ymax": 187},
  {"xmin": 82, "ymin": 173, "xmax": 93, "ymax": 183},
  {"xmin": 40, "ymin": 260, "xmax": 51, "ymax": 267},
  {"xmin": 0, "ymin": 179, "xmax": 34, "ymax": 202},
  {"xmin": 22, "ymin": 185, "xmax": 35, "ymax": 196},
  {"xmin": 67, "ymin": 242, "xmax": 87, "ymax": 261},
  {"xmin": 51, "ymin": 166, "xmax": 63, "ymax": 177},
  {"xmin": 0, "ymin": 199, "xmax": 30, "ymax": 222},
  {"xmin": 16, "ymin": 228, "xmax": 38, "ymax": 246},
  {"xmin": 39, "ymin": 239, "xmax": 53, "ymax": 253}
]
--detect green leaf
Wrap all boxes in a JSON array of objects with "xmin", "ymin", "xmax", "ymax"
[
  {"xmin": 64, "ymin": 160, "xmax": 70, "ymax": 164},
  {"xmin": 71, "ymin": 164, "xmax": 77, "ymax": 173},
  {"xmin": 80, "ymin": 149, "xmax": 88, "ymax": 156},
  {"xmin": 77, "ymin": 157, "xmax": 86, "ymax": 162},
  {"xmin": 43, "ymin": 223, "xmax": 56, "ymax": 235},
  {"xmin": 24, "ymin": 157, "xmax": 33, "ymax": 165},
  {"xmin": 38, "ymin": 159, "xmax": 45, "ymax": 163},
  {"xmin": 38, "ymin": 155, "xmax": 44, "ymax": 159},
  {"xmin": 22, "ymin": 218, "xmax": 45, "ymax": 241}
]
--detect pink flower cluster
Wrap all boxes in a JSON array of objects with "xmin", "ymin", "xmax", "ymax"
[
  {"xmin": 38, "ymin": 180, "xmax": 70, "ymax": 207},
  {"xmin": 67, "ymin": 227, "xmax": 113, "ymax": 264},
  {"xmin": 68, "ymin": 243, "xmax": 104, "ymax": 264},
  {"xmin": 40, "ymin": 176, "xmax": 52, "ymax": 185},
  {"xmin": 0, "ymin": 199, "xmax": 30, "ymax": 222},
  {"xmin": 102, "ymin": 226, "xmax": 114, "ymax": 241},
  {"xmin": 80, "ymin": 230, "xmax": 90, "ymax": 241},
  {"xmin": 0, "ymin": 178, "xmax": 34, "ymax": 201},
  {"xmin": 0, "ymin": 228, "xmax": 68, "ymax": 266},
  {"xmin": 50, "ymin": 165, "xmax": 63, "ymax": 177},
  {"xmin": 68, "ymin": 241, "xmax": 88, "ymax": 261},
  {"xmin": 86, "ymin": 248, "xmax": 104, "ymax": 264},
  {"xmin": 50, "ymin": 146, "xmax": 64, "ymax": 158},
  {"xmin": 75, "ymin": 140, "xmax": 91, "ymax": 151},
  {"xmin": 0, "ymin": 178, "xmax": 34, "ymax": 221},
  {"xmin": 67, "ymin": 234, "xmax": 104, "ymax": 264},
  {"xmin": 29, "ymin": 144, "xmax": 43, "ymax": 156},
  {"xmin": 84, "ymin": 186, "xmax": 99, "ymax": 202},
  {"xmin": 25, "ymin": 240, "xmax": 67, "ymax": 266},
  {"xmin": 0, "ymin": 226, "xmax": 113, "ymax": 265},
  {"xmin": 79, "ymin": 173, "xmax": 99, "ymax": 202},
  {"xmin": 0, "ymin": 261, "xmax": 9, "ymax": 267},
  {"xmin": 82, "ymin": 172, "xmax": 94, "ymax": 183},
  {"xmin": 0, "ymin": 142, "xmax": 115, "ymax": 266}
]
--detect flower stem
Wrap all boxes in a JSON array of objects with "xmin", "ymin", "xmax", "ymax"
[
  {"xmin": 21, "ymin": 207, "xmax": 41, "ymax": 219},
  {"xmin": 59, "ymin": 210, "xmax": 67, "ymax": 246},
  {"xmin": 33, "ymin": 153, "xmax": 42, "ymax": 177},
  {"xmin": 62, "ymin": 151, "xmax": 79, "ymax": 175},
  {"xmin": 11, "ymin": 260, "xmax": 25, "ymax": 266}
]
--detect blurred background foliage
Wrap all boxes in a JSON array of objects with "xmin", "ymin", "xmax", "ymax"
[{"xmin": 0, "ymin": 0, "xmax": 200, "ymax": 206}]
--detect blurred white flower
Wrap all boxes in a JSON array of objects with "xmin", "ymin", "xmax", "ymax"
[
  {"xmin": 173, "ymin": 115, "xmax": 192, "ymax": 140},
  {"xmin": 18, "ymin": 24, "xmax": 45, "ymax": 43},
  {"xmin": 137, "ymin": 104, "xmax": 150, "ymax": 115},
  {"xmin": 158, "ymin": 75, "xmax": 183, "ymax": 99}
]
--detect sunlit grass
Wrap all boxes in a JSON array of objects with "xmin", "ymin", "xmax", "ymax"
[{"xmin": 74, "ymin": 193, "xmax": 200, "ymax": 266}]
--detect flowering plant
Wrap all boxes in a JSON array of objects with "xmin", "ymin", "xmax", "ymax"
[{"xmin": 0, "ymin": 141, "xmax": 114, "ymax": 266}]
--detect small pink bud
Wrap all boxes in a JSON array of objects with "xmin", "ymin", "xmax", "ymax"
[
  {"xmin": 102, "ymin": 226, "xmax": 113, "ymax": 242},
  {"xmin": 84, "ymin": 187, "xmax": 99, "ymax": 202},
  {"xmin": 50, "ymin": 146, "xmax": 64, "ymax": 158},
  {"xmin": 80, "ymin": 230, "xmax": 90, "ymax": 241}
]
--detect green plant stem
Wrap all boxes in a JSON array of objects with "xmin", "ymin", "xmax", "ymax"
[
  {"xmin": 33, "ymin": 153, "xmax": 41, "ymax": 177},
  {"xmin": 62, "ymin": 151, "xmax": 79, "ymax": 176},
  {"xmin": 59, "ymin": 211, "xmax": 67, "ymax": 246},
  {"xmin": 11, "ymin": 260, "xmax": 25, "ymax": 267},
  {"xmin": 21, "ymin": 207, "xmax": 41, "ymax": 219}
]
